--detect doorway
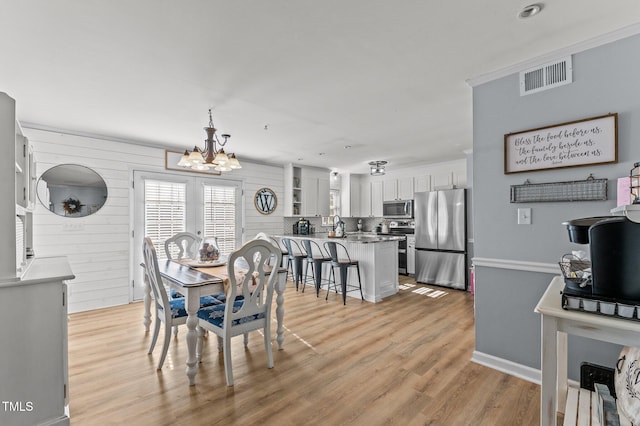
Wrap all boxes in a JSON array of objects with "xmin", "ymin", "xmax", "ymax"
[{"xmin": 131, "ymin": 170, "xmax": 243, "ymax": 301}]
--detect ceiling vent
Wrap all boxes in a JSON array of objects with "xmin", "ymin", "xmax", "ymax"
[{"xmin": 520, "ymin": 56, "xmax": 572, "ymax": 96}]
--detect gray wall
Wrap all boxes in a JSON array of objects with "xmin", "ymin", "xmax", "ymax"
[{"xmin": 473, "ymin": 33, "xmax": 640, "ymax": 379}]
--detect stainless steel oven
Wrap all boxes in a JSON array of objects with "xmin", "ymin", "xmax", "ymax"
[
  {"xmin": 383, "ymin": 199, "xmax": 413, "ymax": 219},
  {"xmin": 388, "ymin": 220, "xmax": 415, "ymax": 275}
]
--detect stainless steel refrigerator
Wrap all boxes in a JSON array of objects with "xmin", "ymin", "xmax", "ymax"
[{"xmin": 414, "ymin": 189, "xmax": 467, "ymax": 290}]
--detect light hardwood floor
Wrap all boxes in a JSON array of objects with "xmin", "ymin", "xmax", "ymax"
[{"xmin": 67, "ymin": 275, "xmax": 540, "ymax": 425}]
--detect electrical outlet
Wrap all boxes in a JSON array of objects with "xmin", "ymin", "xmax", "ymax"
[{"xmin": 517, "ymin": 208, "xmax": 531, "ymax": 225}]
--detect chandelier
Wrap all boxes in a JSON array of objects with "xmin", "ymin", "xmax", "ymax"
[
  {"xmin": 177, "ymin": 109, "xmax": 241, "ymax": 172},
  {"xmin": 369, "ymin": 160, "xmax": 387, "ymax": 176}
]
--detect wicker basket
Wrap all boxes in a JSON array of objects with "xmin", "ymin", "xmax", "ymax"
[{"xmin": 558, "ymin": 254, "xmax": 591, "ymax": 286}]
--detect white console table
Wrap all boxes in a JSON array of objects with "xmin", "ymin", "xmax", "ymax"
[{"xmin": 535, "ymin": 276, "xmax": 640, "ymax": 426}]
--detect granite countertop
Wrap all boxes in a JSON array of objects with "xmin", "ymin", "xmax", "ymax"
[{"xmin": 277, "ymin": 232, "xmax": 404, "ymax": 243}]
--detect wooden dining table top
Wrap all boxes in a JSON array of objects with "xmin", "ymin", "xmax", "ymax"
[
  {"xmin": 158, "ymin": 259, "xmax": 227, "ymax": 288},
  {"xmin": 159, "ymin": 258, "xmax": 285, "ymax": 289}
]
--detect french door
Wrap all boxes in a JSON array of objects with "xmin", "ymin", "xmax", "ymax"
[{"xmin": 131, "ymin": 170, "xmax": 243, "ymax": 301}]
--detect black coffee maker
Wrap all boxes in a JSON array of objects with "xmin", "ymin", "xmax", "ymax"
[
  {"xmin": 297, "ymin": 218, "xmax": 310, "ymax": 235},
  {"xmin": 563, "ymin": 216, "xmax": 640, "ymax": 304}
]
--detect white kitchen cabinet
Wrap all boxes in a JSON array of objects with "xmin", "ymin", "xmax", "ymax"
[
  {"xmin": 432, "ymin": 171, "xmax": 464, "ymax": 189},
  {"xmin": 284, "ymin": 164, "xmax": 302, "ymax": 216},
  {"xmin": 383, "ymin": 179, "xmax": 397, "ymax": 201},
  {"xmin": 414, "ymin": 175, "xmax": 431, "ymax": 193},
  {"xmin": 397, "ymin": 177, "xmax": 414, "ymax": 200},
  {"xmin": 371, "ymin": 180, "xmax": 383, "ymax": 217},
  {"xmin": 301, "ymin": 173, "xmax": 317, "ymax": 216},
  {"xmin": 349, "ymin": 175, "xmax": 361, "ymax": 217},
  {"xmin": 285, "ymin": 165, "xmax": 329, "ymax": 217},
  {"xmin": 300, "ymin": 167, "xmax": 330, "ymax": 217},
  {"xmin": 360, "ymin": 180, "xmax": 372, "ymax": 217},
  {"xmin": 341, "ymin": 174, "xmax": 361, "ymax": 217},
  {"xmin": 383, "ymin": 177, "xmax": 414, "ymax": 201},
  {"xmin": 317, "ymin": 176, "xmax": 330, "ymax": 216}
]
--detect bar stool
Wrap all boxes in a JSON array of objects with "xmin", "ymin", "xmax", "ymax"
[
  {"xmin": 301, "ymin": 239, "xmax": 331, "ymax": 297},
  {"xmin": 254, "ymin": 232, "xmax": 287, "ymax": 267},
  {"xmin": 323, "ymin": 241, "xmax": 364, "ymax": 305},
  {"xmin": 282, "ymin": 238, "xmax": 306, "ymax": 290}
]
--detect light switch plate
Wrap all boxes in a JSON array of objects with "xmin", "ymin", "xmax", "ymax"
[{"xmin": 518, "ymin": 208, "xmax": 531, "ymax": 225}]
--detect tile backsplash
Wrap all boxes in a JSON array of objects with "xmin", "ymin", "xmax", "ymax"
[{"xmin": 284, "ymin": 216, "xmax": 384, "ymax": 234}]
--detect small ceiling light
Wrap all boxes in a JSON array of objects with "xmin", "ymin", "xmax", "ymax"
[
  {"xmin": 344, "ymin": 145, "xmax": 351, "ymax": 149},
  {"xmin": 518, "ymin": 3, "xmax": 543, "ymax": 19},
  {"xmin": 369, "ymin": 160, "xmax": 387, "ymax": 176},
  {"xmin": 332, "ymin": 171, "xmax": 338, "ymax": 180}
]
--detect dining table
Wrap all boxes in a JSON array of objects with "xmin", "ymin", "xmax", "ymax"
[{"xmin": 143, "ymin": 258, "xmax": 288, "ymax": 386}]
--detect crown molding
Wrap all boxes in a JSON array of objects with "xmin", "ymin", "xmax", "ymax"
[{"xmin": 467, "ymin": 22, "xmax": 640, "ymax": 87}]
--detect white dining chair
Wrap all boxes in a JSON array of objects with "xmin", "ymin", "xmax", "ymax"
[
  {"xmin": 196, "ymin": 238, "xmax": 282, "ymax": 386},
  {"xmin": 163, "ymin": 232, "xmax": 205, "ymax": 336},
  {"xmin": 255, "ymin": 232, "xmax": 287, "ymax": 267},
  {"xmin": 164, "ymin": 232, "xmax": 202, "ymax": 260},
  {"xmin": 144, "ymin": 238, "xmax": 213, "ymax": 369}
]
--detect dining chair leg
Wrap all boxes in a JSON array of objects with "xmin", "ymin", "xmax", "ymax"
[
  {"xmin": 196, "ymin": 326, "xmax": 205, "ymax": 362},
  {"xmin": 264, "ymin": 324, "xmax": 274, "ymax": 369},
  {"xmin": 223, "ymin": 334, "xmax": 234, "ymax": 386},
  {"xmin": 148, "ymin": 316, "xmax": 161, "ymax": 354},
  {"xmin": 172, "ymin": 325, "xmax": 178, "ymax": 337},
  {"xmin": 217, "ymin": 335, "xmax": 223, "ymax": 352},
  {"xmin": 157, "ymin": 322, "xmax": 172, "ymax": 369},
  {"xmin": 244, "ymin": 333, "xmax": 249, "ymax": 347}
]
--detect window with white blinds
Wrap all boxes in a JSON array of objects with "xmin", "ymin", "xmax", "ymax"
[
  {"xmin": 203, "ymin": 184, "xmax": 237, "ymax": 255},
  {"xmin": 144, "ymin": 180, "xmax": 186, "ymax": 260}
]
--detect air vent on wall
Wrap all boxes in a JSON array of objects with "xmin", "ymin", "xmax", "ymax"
[{"xmin": 520, "ymin": 56, "xmax": 572, "ymax": 96}]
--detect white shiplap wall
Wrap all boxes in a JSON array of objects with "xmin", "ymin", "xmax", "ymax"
[{"xmin": 26, "ymin": 128, "xmax": 284, "ymax": 313}]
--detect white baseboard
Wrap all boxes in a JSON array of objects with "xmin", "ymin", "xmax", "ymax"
[
  {"xmin": 471, "ymin": 351, "xmax": 541, "ymax": 384},
  {"xmin": 471, "ymin": 351, "xmax": 581, "ymax": 390}
]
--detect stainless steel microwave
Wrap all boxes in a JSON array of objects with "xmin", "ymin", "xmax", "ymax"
[{"xmin": 383, "ymin": 199, "xmax": 413, "ymax": 218}]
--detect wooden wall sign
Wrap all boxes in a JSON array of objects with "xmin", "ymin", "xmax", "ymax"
[{"xmin": 504, "ymin": 113, "xmax": 618, "ymax": 174}]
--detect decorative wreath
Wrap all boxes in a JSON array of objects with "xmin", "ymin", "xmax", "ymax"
[{"xmin": 62, "ymin": 197, "xmax": 84, "ymax": 215}]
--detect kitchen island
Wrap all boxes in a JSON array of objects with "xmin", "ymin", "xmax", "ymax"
[{"xmin": 276, "ymin": 233, "xmax": 402, "ymax": 302}]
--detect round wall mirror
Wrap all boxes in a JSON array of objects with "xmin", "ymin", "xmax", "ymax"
[
  {"xmin": 254, "ymin": 187, "xmax": 277, "ymax": 215},
  {"xmin": 37, "ymin": 164, "xmax": 108, "ymax": 217}
]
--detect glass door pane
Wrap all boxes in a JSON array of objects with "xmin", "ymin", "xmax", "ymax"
[
  {"xmin": 132, "ymin": 171, "xmax": 243, "ymax": 301},
  {"xmin": 144, "ymin": 179, "xmax": 187, "ymax": 261},
  {"xmin": 196, "ymin": 177, "xmax": 243, "ymax": 257}
]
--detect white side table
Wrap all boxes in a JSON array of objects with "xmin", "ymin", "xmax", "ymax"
[{"xmin": 535, "ymin": 276, "xmax": 640, "ymax": 425}]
